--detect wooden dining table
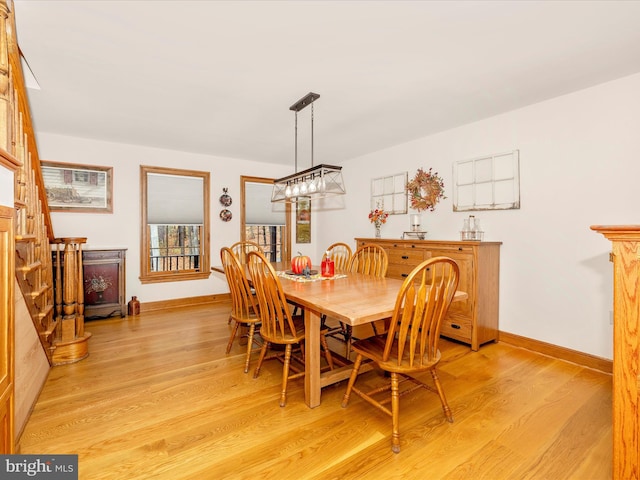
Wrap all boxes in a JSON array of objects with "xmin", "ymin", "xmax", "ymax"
[{"xmin": 213, "ymin": 263, "xmax": 467, "ymax": 408}]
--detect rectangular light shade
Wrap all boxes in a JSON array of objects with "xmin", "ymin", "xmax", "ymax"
[
  {"xmin": 271, "ymin": 164, "xmax": 346, "ymax": 203},
  {"xmin": 147, "ymin": 173, "xmax": 204, "ymax": 224}
]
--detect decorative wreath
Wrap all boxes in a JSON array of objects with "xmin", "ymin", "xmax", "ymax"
[{"xmin": 406, "ymin": 167, "xmax": 446, "ymax": 212}]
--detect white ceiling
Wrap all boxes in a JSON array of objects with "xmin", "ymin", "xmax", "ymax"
[{"xmin": 12, "ymin": 0, "xmax": 640, "ymax": 167}]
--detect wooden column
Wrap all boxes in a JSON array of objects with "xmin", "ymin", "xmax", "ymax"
[
  {"xmin": 52, "ymin": 237, "xmax": 91, "ymax": 365},
  {"xmin": 591, "ymin": 225, "xmax": 640, "ymax": 480}
]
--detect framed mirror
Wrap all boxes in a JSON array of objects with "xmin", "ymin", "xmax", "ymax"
[
  {"xmin": 140, "ymin": 165, "xmax": 210, "ymax": 283},
  {"xmin": 240, "ymin": 176, "xmax": 291, "ymax": 263}
]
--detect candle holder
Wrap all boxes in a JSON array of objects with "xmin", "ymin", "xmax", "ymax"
[
  {"xmin": 402, "ymin": 231, "xmax": 426, "ymax": 240},
  {"xmin": 410, "ymin": 214, "xmax": 422, "ymax": 232}
]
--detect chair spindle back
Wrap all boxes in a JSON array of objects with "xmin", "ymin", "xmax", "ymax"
[
  {"xmin": 384, "ymin": 257, "xmax": 459, "ymax": 367},
  {"xmin": 247, "ymin": 250, "xmax": 299, "ymax": 343},
  {"xmin": 230, "ymin": 241, "xmax": 263, "ymax": 265},
  {"xmin": 348, "ymin": 243, "xmax": 389, "ymax": 278},
  {"xmin": 220, "ymin": 247, "xmax": 258, "ymax": 321},
  {"xmin": 323, "ymin": 242, "xmax": 352, "ymax": 274}
]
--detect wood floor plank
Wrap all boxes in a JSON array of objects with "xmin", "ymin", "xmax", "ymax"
[{"xmin": 17, "ymin": 303, "xmax": 613, "ymax": 479}]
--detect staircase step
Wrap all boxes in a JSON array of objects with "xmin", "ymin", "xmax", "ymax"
[
  {"xmin": 29, "ymin": 283, "xmax": 49, "ymax": 299},
  {"xmin": 16, "ymin": 234, "xmax": 37, "ymax": 242},
  {"xmin": 38, "ymin": 303, "xmax": 55, "ymax": 319},
  {"xmin": 40, "ymin": 321, "xmax": 58, "ymax": 342},
  {"xmin": 17, "ymin": 259, "xmax": 42, "ymax": 276}
]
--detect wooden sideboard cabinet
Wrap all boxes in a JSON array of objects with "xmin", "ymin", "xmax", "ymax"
[
  {"xmin": 83, "ymin": 248, "xmax": 127, "ymax": 319},
  {"xmin": 355, "ymin": 238, "xmax": 501, "ymax": 351}
]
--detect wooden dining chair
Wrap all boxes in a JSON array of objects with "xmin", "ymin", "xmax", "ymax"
[
  {"xmin": 224, "ymin": 241, "xmax": 263, "ymax": 325},
  {"xmin": 341, "ymin": 257, "xmax": 460, "ymax": 453},
  {"xmin": 247, "ymin": 250, "xmax": 335, "ymax": 407},
  {"xmin": 220, "ymin": 247, "xmax": 261, "ymax": 373},
  {"xmin": 230, "ymin": 240, "xmax": 263, "ymax": 264},
  {"xmin": 319, "ymin": 242, "xmax": 353, "ymax": 347},
  {"xmin": 336, "ymin": 243, "xmax": 389, "ymax": 356},
  {"xmin": 322, "ymin": 242, "xmax": 352, "ymax": 273},
  {"xmin": 347, "ymin": 243, "xmax": 388, "ymax": 277}
]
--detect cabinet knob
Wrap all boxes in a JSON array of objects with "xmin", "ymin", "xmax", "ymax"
[
  {"xmin": 451, "ymin": 324, "xmax": 461, "ymax": 329},
  {"xmin": 401, "ymin": 273, "xmax": 408, "ymax": 278},
  {"xmin": 458, "ymin": 247, "xmax": 463, "ymax": 251},
  {"xmin": 402, "ymin": 255, "xmax": 409, "ymax": 259}
]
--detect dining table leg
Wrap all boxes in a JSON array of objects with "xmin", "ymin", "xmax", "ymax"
[{"xmin": 304, "ymin": 308, "xmax": 322, "ymax": 408}]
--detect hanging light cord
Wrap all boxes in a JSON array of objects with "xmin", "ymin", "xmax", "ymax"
[
  {"xmin": 294, "ymin": 110, "xmax": 298, "ymax": 174},
  {"xmin": 294, "ymin": 101, "xmax": 314, "ymax": 174}
]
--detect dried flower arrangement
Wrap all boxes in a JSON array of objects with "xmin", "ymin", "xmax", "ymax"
[{"xmin": 406, "ymin": 167, "xmax": 446, "ymax": 212}]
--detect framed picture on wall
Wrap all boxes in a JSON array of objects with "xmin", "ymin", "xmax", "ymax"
[
  {"xmin": 296, "ymin": 197, "xmax": 311, "ymax": 243},
  {"xmin": 41, "ymin": 160, "xmax": 113, "ymax": 213}
]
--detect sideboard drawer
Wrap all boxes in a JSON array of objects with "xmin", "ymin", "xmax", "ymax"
[
  {"xmin": 387, "ymin": 248, "xmax": 426, "ymax": 266},
  {"xmin": 440, "ymin": 315, "xmax": 473, "ymax": 343},
  {"xmin": 387, "ymin": 264, "xmax": 418, "ymax": 280}
]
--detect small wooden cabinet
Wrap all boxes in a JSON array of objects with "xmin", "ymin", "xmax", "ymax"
[
  {"xmin": 355, "ymin": 238, "xmax": 501, "ymax": 351},
  {"xmin": 83, "ymin": 248, "xmax": 127, "ymax": 319}
]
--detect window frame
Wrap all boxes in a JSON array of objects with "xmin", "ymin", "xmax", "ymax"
[
  {"xmin": 140, "ymin": 165, "xmax": 211, "ymax": 284},
  {"xmin": 452, "ymin": 150, "xmax": 520, "ymax": 211},
  {"xmin": 240, "ymin": 175, "xmax": 291, "ymax": 263}
]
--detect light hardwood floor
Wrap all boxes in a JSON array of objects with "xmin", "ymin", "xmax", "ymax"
[{"xmin": 18, "ymin": 302, "xmax": 612, "ymax": 479}]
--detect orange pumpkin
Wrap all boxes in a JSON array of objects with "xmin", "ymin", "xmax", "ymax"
[{"xmin": 291, "ymin": 252, "xmax": 312, "ymax": 274}]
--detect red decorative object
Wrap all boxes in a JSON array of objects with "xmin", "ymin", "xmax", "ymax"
[{"xmin": 321, "ymin": 257, "xmax": 335, "ymax": 277}]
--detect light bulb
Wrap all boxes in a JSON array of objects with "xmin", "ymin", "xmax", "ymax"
[
  {"xmin": 308, "ymin": 178, "xmax": 317, "ymax": 193},
  {"xmin": 300, "ymin": 180, "xmax": 308, "ymax": 195},
  {"xmin": 292, "ymin": 183, "xmax": 300, "ymax": 196},
  {"xmin": 285, "ymin": 184, "xmax": 292, "ymax": 197}
]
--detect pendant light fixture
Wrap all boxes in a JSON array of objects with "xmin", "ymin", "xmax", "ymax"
[{"xmin": 271, "ymin": 92, "xmax": 346, "ymax": 203}]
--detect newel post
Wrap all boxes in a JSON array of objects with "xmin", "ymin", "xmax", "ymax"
[
  {"xmin": 591, "ymin": 225, "xmax": 640, "ymax": 480},
  {"xmin": 52, "ymin": 237, "xmax": 91, "ymax": 365}
]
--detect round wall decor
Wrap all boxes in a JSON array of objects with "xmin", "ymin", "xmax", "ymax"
[
  {"xmin": 219, "ymin": 187, "xmax": 232, "ymax": 207},
  {"xmin": 220, "ymin": 209, "xmax": 232, "ymax": 222}
]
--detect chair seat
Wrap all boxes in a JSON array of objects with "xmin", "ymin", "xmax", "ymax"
[
  {"xmin": 352, "ymin": 336, "xmax": 441, "ymax": 374},
  {"xmin": 231, "ymin": 310, "xmax": 260, "ymax": 324},
  {"xmin": 260, "ymin": 315, "xmax": 305, "ymax": 344}
]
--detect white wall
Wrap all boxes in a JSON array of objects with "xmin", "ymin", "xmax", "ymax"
[
  {"xmin": 314, "ymin": 72, "xmax": 640, "ymax": 360},
  {"xmin": 36, "ymin": 72, "xmax": 640, "ymax": 359},
  {"xmin": 36, "ymin": 133, "xmax": 291, "ymax": 303}
]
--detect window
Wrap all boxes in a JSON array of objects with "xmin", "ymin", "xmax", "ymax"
[
  {"xmin": 240, "ymin": 176, "xmax": 291, "ymax": 263},
  {"xmin": 140, "ymin": 166, "xmax": 210, "ymax": 283},
  {"xmin": 371, "ymin": 172, "xmax": 408, "ymax": 214},
  {"xmin": 453, "ymin": 150, "xmax": 520, "ymax": 211}
]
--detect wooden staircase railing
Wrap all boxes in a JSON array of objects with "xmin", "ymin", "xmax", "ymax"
[{"xmin": 3, "ymin": 0, "xmax": 89, "ymax": 365}]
